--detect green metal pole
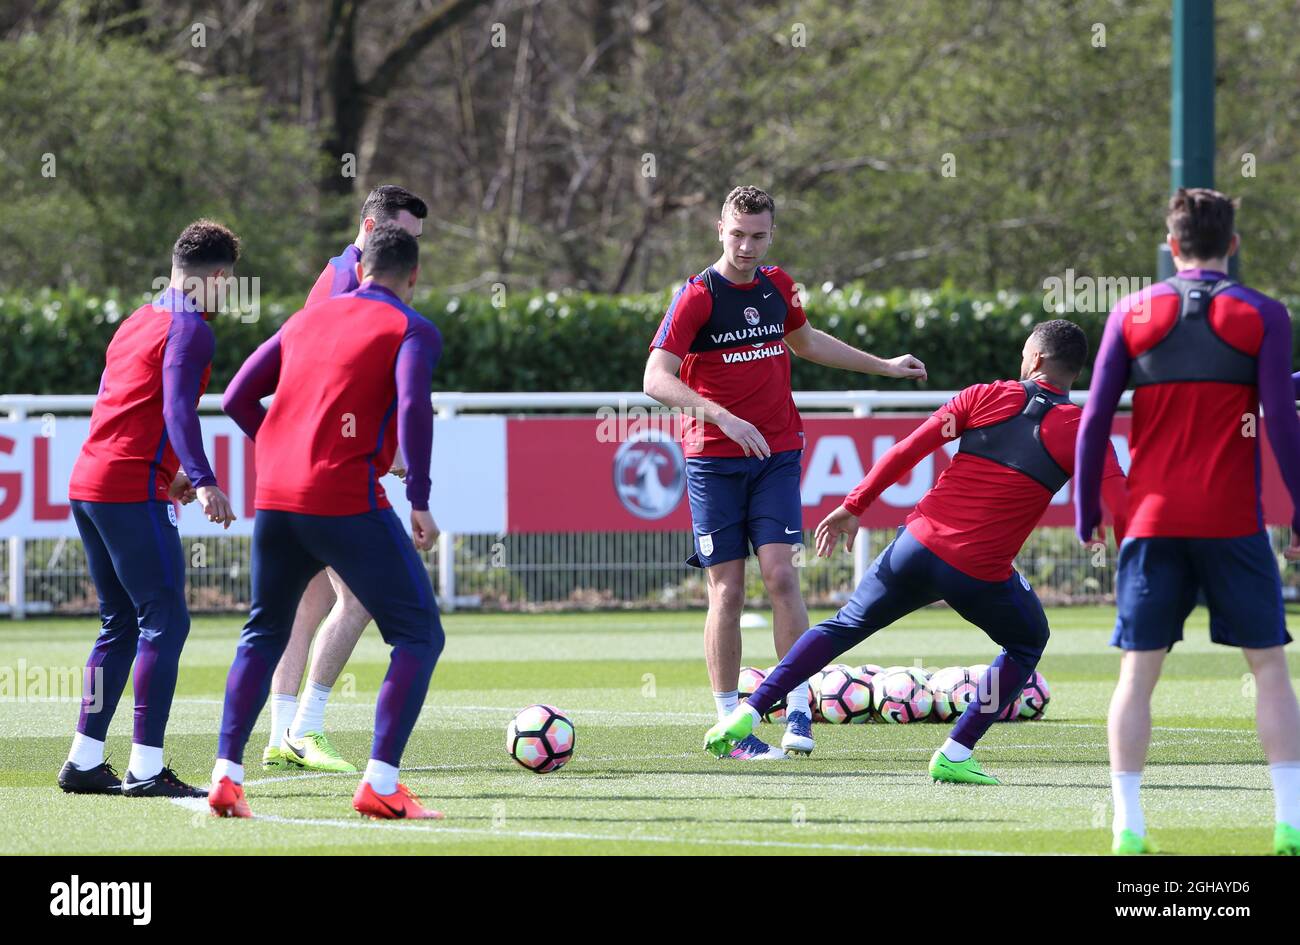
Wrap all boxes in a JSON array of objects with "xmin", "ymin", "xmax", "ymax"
[{"xmin": 1158, "ymin": 1, "xmax": 1234, "ymax": 278}]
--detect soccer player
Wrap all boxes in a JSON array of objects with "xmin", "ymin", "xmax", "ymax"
[
  {"xmin": 1075, "ymin": 188, "xmax": 1300, "ymax": 856},
  {"xmin": 209, "ymin": 224, "xmax": 444, "ymax": 819},
  {"xmin": 58, "ymin": 220, "xmax": 239, "ymax": 798},
  {"xmin": 705, "ymin": 320, "xmax": 1129, "ymax": 784},
  {"xmin": 262, "ymin": 184, "xmax": 428, "ymax": 774},
  {"xmin": 645, "ymin": 185, "xmax": 927, "ymax": 760}
]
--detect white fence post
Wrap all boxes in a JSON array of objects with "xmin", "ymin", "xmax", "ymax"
[
  {"xmin": 7, "ymin": 536, "xmax": 22, "ymax": 620},
  {"xmin": 851, "ymin": 395, "xmax": 871, "ymax": 590},
  {"xmin": 435, "ymin": 400, "xmax": 457, "ymax": 612},
  {"xmin": 6, "ymin": 404, "xmax": 25, "ymax": 618}
]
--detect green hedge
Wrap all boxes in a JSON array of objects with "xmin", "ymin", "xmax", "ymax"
[{"xmin": 4, "ymin": 284, "xmax": 1297, "ymax": 395}]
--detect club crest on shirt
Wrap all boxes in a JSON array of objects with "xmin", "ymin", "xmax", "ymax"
[{"xmin": 743, "ymin": 306, "xmax": 760, "ymax": 326}]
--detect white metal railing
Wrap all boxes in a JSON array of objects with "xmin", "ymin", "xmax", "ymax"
[
  {"xmin": 0, "ymin": 390, "xmax": 1137, "ymax": 619},
  {"xmin": 0, "ymin": 388, "xmax": 1136, "ymax": 419}
]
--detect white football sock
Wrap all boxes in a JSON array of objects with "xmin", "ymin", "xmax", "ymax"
[
  {"xmin": 269, "ymin": 693, "xmax": 297, "ymax": 748},
  {"xmin": 786, "ymin": 681, "xmax": 810, "ymax": 718},
  {"xmin": 128, "ymin": 743, "xmax": 163, "ymax": 781},
  {"xmin": 212, "ymin": 758, "xmax": 244, "ymax": 785},
  {"xmin": 1111, "ymin": 771, "xmax": 1144, "ymax": 838},
  {"xmin": 67, "ymin": 733, "xmax": 105, "ymax": 770},
  {"xmin": 1269, "ymin": 762, "xmax": 1300, "ymax": 829},
  {"xmin": 290, "ymin": 682, "xmax": 331, "ymax": 739},
  {"xmin": 713, "ymin": 690, "xmax": 739, "ymax": 721},
  {"xmin": 363, "ymin": 759, "xmax": 399, "ymax": 796},
  {"xmin": 940, "ymin": 737, "xmax": 972, "ymax": 762}
]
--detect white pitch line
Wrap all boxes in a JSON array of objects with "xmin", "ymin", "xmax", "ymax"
[{"xmin": 167, "ymin": 797, "xmax": 1030, "ymax": 856}]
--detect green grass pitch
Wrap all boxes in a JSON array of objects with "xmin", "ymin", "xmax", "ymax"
[{"xmin": 1, "ymin": 606, "xmax": 1295, "ymax": 855}]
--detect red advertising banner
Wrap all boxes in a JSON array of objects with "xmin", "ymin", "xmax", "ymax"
[{"xmin": 506, "ymin": 414, "xmax": 1296, "ymax": 533}]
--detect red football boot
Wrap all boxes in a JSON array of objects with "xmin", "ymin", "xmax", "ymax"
[
  {"xmin": 352, "ymin": 781, "xmax": 444, "ymax": 820},
  {"xmin": 209, "ymin": 776, "xmax": 253, "ymax": 818}
]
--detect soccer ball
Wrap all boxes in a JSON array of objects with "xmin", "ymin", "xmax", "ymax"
[
  {"xmin": 737, "ymin": 666, "xmax": 766, "ymax": 700},
  {"xmin": 997, "ymin": 693, "xmax": 1024, "ymax": 721},
  {"xmin": 506, "ymin": 704, "xmax": 574, "ymax": 773},
  {"xmin": 1017, "ymin": 671, "xmax": 1051, "ymax": 720},
  {"xmin": 881, "ymin": 665, "xmax": 929, "ymax": 686},
  {"xmin": 929, "ymin": 666, "xmax": 978, "ymax": 722},
  {"xmin": 856, "ymin": 663, "xmax": 885, "ymax": 681},
  {"xmin": 873, "ymin": 670, "xmax": 933, "ymax": 724},
  {"xmin": 809, "ymin": 664, "xmax": 855, "ymax": 722},
  {"xmin": 817, "ymin": 669, "xmax": 873, "ymax": 724},
  {"xmin": 761, "ymin": 666, "xmax": 788, "ymax": 723}
]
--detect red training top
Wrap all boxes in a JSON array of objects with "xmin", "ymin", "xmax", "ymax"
[
  {"xmin": 845, "ymin": 379, "xmax": 1128, "ymax": 581},
  {"xmin": 649, "ymin": 265, "xmax": 807, "ymax": 457}
]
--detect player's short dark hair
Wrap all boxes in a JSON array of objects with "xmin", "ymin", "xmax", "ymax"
[
  {"xmin": 721, "ymin": 185, "xmax": 775, "ymax": 221},
  {"xmin": 362, "ymin": 223, "xmax": 419, "ymax": 280},
  {"xmin": 1029, "ymin": 319, "xmax": 1088, "ymax": 377},
  {"xmin": 1166, "ymin": 187, "xmax": 1237, "ymax": 261},
  {"xmin": 172, "ymin": 219, "xmax": 240, "ymax": 270},
  {"xmin": 360, "ymin": 184, "xmax": 428, "ymax": 224}
]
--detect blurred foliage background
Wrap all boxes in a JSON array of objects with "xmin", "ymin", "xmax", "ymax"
[{"xmin": 2, "ymin": 0, "xmax": 1298, "ymax": 390}]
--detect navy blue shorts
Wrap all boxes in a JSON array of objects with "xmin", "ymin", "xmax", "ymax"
[
  {"xmin": 1113, "ymin": 531, "xmax": 1291, "ymax": 650},
  {"xmin": 819, "ymin": 526, "xmax": 1050, "ymax": 667},
  {"xmin": 685, "ymin": 449, "xmax": 803, "ymax": 568}
]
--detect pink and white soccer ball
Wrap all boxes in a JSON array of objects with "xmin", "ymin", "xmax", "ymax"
[
  {"xmin": 856, "ymin": 663, "xmax": 886, "ymax": 681},
  {"xmin": 506, "ymin": 704, "xmax": 575, "ymax": 773},
  {"xmin": 881, "ymin": 665, "xmax": 929, "ymax": 687},
  {"xmin": 737, "ymin": 666, "xmax": 767, "ymax": 701},
  {"xmin": 808, "ymin": 665, "xmax": 852, "ymax": 722},
  {"xmin": 929, "ymin": 666, "xmax": 978, "ymax": 722},
  {"xmin": 1017, "ymin": 670, "xmax": 1052, "ymax": 720},
  {"xmin": 873, "ymin": 670, "xmax": 933, "ymax": 724},
  {"xmin": 997, "ymin": 693, "xmax": 1024, "ymax": 721},
  {"xmin": 817, "ymin": 669, "xmax": 873, "ymax": 724}
]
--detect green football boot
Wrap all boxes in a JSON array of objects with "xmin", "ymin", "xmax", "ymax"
[
  {"xmin": 282, "ymin": 731, "xmax": 357, "ymax": 773},
  {"xmin": 703, "ymin": 708, "xmax": 756, "ymax": 758},
  {"xmin": 1112, "ymin": 829, "xmax": 1157, "ymax": 855},
  {"xmin": 1274, "ymin": 822, "xmax": 1300, "ymax": 856},
  {"xmin": 261, "ymin": 745, "xmax": 289, "ymax": 769},
  {"xmin": 928, "ymin": 750, "xmax": 1000, "ymax": 785}
]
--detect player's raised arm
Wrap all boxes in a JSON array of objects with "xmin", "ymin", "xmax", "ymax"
[
  {"xmin": 766, "ymin": 267, "xmax": 925, "ymax": 380},
  {"xmin": 1074, "ymin": 303, "xmax": 1131, "ymax": 544},
  {"xmin": 814, "ymin": 399, "xmax": 964, "ymax": 556},
  {"xmin": 222, "ymin": 332, "xmax": 283, "ymax": 441},
  {"xmin": 784, "ymin": 322, "xmax": 926, "ymax": 380}
]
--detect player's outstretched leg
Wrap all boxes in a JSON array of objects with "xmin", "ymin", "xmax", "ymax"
[
  {"xmin": 706, "ymin": 530, "xmax": 936, "ymax": 758},
  {"xmin": 706, "ymin": 624, "xmax": 858, "ymax": 758},
  {"xmin": 756, "ymin": 526, "xmax": 815, "ymax": 757}
]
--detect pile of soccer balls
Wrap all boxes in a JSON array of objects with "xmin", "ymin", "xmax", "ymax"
[{"xmin": 738, "ymin": 663, "xmax": 1051, "ymax": 725}]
